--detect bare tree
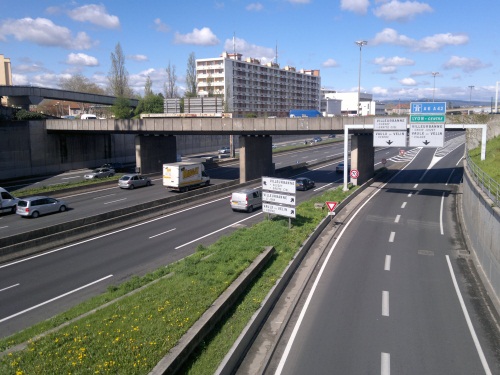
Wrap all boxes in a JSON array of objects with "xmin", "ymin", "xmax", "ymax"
[
  {"xmin": 164, "ymin": 61, "xmax": 178, "ymax": 98},
  {"xmin": 144, "ymin": 75, "xmax": 153, "ymax": 97},
  {"xmin": 108, "ymin": 42, "xmax": 132, "ymax": 98},
  {"xmin": 185, "ymin": 52, "xmax": 197, "ymax": 98},
  {"xmin": 59, "ymin": 74, "xmax": 105, "ymax": 94}
]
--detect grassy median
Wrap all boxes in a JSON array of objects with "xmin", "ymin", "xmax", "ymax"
[{"xmin": 0, "ymin": 185, "xmax": 356, "ymax": 375}]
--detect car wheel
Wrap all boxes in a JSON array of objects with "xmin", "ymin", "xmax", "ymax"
[
  {"xmin": 205, "ymin": 181, "xmax": 210, "ymax": 187},
  {"xmin": 129, "ymin": 184, "xmax": 135, "ymax": 190},
  {"xmin": 10, "ymin": 206, "xmax": 16, "ymax": 214},
  {"xmin": 59, "ymin": 205, "xmax": 67, "ymax": 212},
  {"xmin": 31, "ymin": 211, "xmax": 39, "ymax": 218},
  {"xmin": 247, "ymin": 205, "xmax": 254, "ymax": 213},
  {"xmin": 146, "ymin": 181, "xmax": 151, "ymax": 187}
]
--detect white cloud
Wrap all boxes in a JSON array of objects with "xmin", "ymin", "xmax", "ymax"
[
  {"xmin": 373, "ymin": 1, "xmax": 433, "ymax": 22},
  {"xmin": 223, "ymin": 37, "xmax": 275, "ymax": 63},
  {"xmin": 66, "ymin": 53, "xmax": 99, "ymax": 66},
  {"xmin": 246, "ymin": 3, "xmax": 264, "ymax": 11},
  {"xmin": 12, "ymin": 73, "xmax": 29, "ymax": 85},
  {"xmin": 128, "ymin": 55, "xmax": 148, "ymax": 62},
  {"xmin": 0, "ymin": 17, "xmax": 93, "ymax": 49},
  {"xmin": 174, "ymin": 27, "xmax": 219, "ymax": 45},
  {"xmin": 372, "ymin": 86, "xmax": 389, "ymax": 95},
  {"xmin": 373, "ymin": 56, "xmax": 414, "ymax": 66},
  {"xmin": 68, "ymin": 4, "xmax": 120, "ymax": 29},
  {"xmin": 379, "ymin": 66, "xmax": 397, "ymax": 74},
  {"xmin": 154, "ymin": 18, "xmax": 170, "ymax": 33},
  {"xmin": 443, "ymin": 56, "xmax": 490, "ymax": 73},
  {"xmin": 322, "ymin": 59, "xmax": 339, "ymax": 68},
  {"xmin": 341, "ymin": 0, "xmax": 370, "ymax": 14},
  {"xmin": 400, "ymin": 77, "xmax": 417, "ymax": 86}
]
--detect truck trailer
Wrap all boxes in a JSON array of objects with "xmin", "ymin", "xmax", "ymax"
[{"xmin": 162, "ymin": 162, "xmax": 210, "ymax": 192}]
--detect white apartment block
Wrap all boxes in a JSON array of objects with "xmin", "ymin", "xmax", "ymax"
[
  {"xmin": 196, "ymin": 52, "xmax": 321, "ymax": 117},
  {"xmin": 322, "ymin": 90, "xmax": 386, "ymax": 116}
]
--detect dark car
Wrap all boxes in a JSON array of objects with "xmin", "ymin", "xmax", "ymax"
[
  {"xmin": 101, "ymin": 162, "xmax": 125, "ymax": 172},
  {"xmin": 295, "ymin": 177, "xmax": 315, "ymax": 191},
  {"xmin": 312, "ymin": 137, "xmax": 323, "ymax": 143},
  {"xmin": 336, "ymin": 162, "xmax": 351, "ymax": 173}
]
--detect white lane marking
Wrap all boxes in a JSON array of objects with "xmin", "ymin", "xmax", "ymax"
[
  {"xmin": 382, "ymin": 291, "xmax": 389, "ymax": 316},
  {"xmin": 389, "ymin": 232, "xmax": 395, "ymax": 243},
  {"xmin": 104, "ymin": 198, "xmax": 128, "ymax": 204},
  {"xmin": 175, "ymin": 212, "xmax": 262, "ymax": 249},
  {"xmin": 0, "ymin": 275, "xmax": 113, "ymax": 323},
  {"xmin": 407, "ymin": 192, "xmax": 413, "ymax": 197},
  {"xmin": 61, "ymin": 185, "xmax": 119, "ymax": 198},
  {"xmin": 446, "ymin": 255, "xmax": 492, "ymax": 375},
  {"xmin": 61, "ymin": 176, "xmax": 81, "ymax": 180},
  {"xmin": 384, "ymin": 255, "xmax": 391, "ymax": 271},
  {"xmin": 395, "ymin": 215, "xmax": 400, "ymax": 223},
  {"xmin": 149, "ymin": 228, "xmax": 176, "ymax": 239},
  {"xmin": 381, "ymin": 352, "xmax": 390, "ymax": 375},
  {"xmin": 446, "ymin": 169, "xmax": 455, "ymax": 185},
  {"xmin": 0, "ymin": 195, "xmax": 231, "ymax": 269},
  {"xmin": 0, "ymin": 283, "xmax": 19, "ymax": 292},
  {"xmin": 414, "ymin": 184, "xmax": 418, "ymax": 188},
  {"xmin": 0, "ymin": 226, "xmax": 8, "ymax": 230},
  {"xmin": 440, "ymin": 192, "xmax": 445, "ymax": 235},
  {"xmin": 93, "ymin": 194, "xmax": 116, "ymax": 199},
  {"xmin": 401, "ymin": 202, "xmax": 407, "ymax": 209}
]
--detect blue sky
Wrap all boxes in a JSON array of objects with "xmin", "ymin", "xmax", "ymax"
[{"xmin": 1, "ymin": 0, "xmax": 499, "ymax": 103}]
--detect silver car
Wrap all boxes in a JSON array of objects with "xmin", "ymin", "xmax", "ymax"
[
  {"xmin": 16, "ymin": 196, "xmax": 68, "ymax": 218},
  {"xmin": 84, "ymin": 167, "xmax": 115, "ymax": 179},
  {"xmin": 118, "ymin": 174, "xmax": 152, "ymax": 189}
]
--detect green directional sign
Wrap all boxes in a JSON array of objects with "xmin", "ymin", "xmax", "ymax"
[{"xmin": 410, "ymin": 114, "xmax": 446, "ymax": 123}]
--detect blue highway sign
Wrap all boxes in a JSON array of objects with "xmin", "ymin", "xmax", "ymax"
[{"xmin": 410, "ymin": 102, "xmax": 446, "ymax": 114}]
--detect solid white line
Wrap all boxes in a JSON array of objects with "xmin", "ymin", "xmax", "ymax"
[
  {"xmin": 446, "ymin": 169, "xmax": 455, "ymax": 185},
  {"xmin": 174, "ymin": 212, "xmax": 262, "ymax": 249},
  {"xmin": 0, "ymin": 283, "xmax": 19, "ymax": 292},
  {"xmin": 0, "ymin": 275, "xmax": 113, "ymax": 323},
  {"xmin": 381, "ymin": 352, "xmax": 390, "ymax": 375},
  {"xmin": 149, "ymin": 228, "xmax": 176, "ymax": 239},
  {"xmin": 440, "ymin": 192, "xmax": 445, "ymax": 235},
  {"xmin": 104, "ymin": 198, "xmax": 127, "ymax": 204},
  {"xmin": 445, "ymin": 255, "xmax": 492, "ymax": 375},
  {"xmin": 413, "ymin": 184, "xmax": 418, "ymax": 188},
  {"xmin": 394, "ymin": 215, "xmax": 400, "ymax": 223},
  {"xmin": 384, "ymin": 255, "xmax": 391, "ymax": 271},
  {"xmin": 401, "ymin": 202, "xmax": 407, "ymax": 209},
  {"xmin": 382, "ymin": 291, "xmax": 389, "ymax": 316},
  {"xmin": 389, "ymin": 232, "xmax": 395, "ymax": 243}
]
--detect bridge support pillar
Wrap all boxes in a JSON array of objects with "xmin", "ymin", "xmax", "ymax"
[
  {"xmin": 135, "ymin": 135, "xmax": 177, "ymax": 174},
  {"xmin": 350, "ymin": 133, "xmax": 374, "ymax": 185},
  {"xmin": 239, "ymin": 135, "xmax": 274, "ymax": 182}
]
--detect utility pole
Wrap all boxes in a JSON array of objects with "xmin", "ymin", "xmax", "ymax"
[
  {"xmin": 355, "ymin": 40, "xmax": 367, "ymax": 116},
  {"xmin": 432, "ymin": 72, "xmax": 439, "ymax": 102}
]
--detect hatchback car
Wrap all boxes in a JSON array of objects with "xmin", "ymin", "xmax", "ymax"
[
  {"xmin": 84, "ymin": 167, "xmax": 115, "ymax": 179},
  {"xmin": 295, "ymin": 177, "xmax": 315, "ymax": 191},
  {"xmin": 219, "ymin": 146, "xmax": 230, "ymax": 154},
  {"xmin": 118, "ymin": 174, "xmax": 152, "ymax": 189},
  {"xmin": 336, "ymin": 162, "xmax": 351, "ymax": 173},
  {"xmin": 16, "ymin": 196, "xmax": 68, "ymax": 218}
]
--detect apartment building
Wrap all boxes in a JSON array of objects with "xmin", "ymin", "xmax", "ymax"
[
  {"xmin": 196, "ymin": 52, "xmax": 321, "ymax": 117},
  {"xmin": 0, "ymin": 54, "xmax": 13, "ymax": 106}
]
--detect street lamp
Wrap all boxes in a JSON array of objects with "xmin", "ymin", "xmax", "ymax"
[
  {"xmin": 431, "ymin": 72, "xmax": 439, "ymax": 102},
  {"xmin": 355, "ymin": 40, "xmax": 367, "ymax": 116},
  {"xmin": 468, "ymin": 85, "xmax": 474, "ymax": 103}
]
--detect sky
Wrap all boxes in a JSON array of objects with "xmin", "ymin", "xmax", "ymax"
[{"xmin": 1, "ymin": 0, "xmax": 499, "ymax": 103}]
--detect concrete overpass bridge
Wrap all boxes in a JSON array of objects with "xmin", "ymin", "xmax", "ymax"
[{"xmin": 0, "ymin": 85, "xmax": 139, "ymax": 110}]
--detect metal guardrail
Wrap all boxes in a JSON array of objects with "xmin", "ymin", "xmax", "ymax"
[{"xmin": 466, "ymin": 154, "xmax": 500, "ymax": 207}]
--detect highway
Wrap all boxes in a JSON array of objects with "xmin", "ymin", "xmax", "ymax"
[{"xmin": 256, "ymin": 135, "xmax": 500, "ymax": 374}]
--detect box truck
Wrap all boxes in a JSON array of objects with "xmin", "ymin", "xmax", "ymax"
[{"xmin": 162, "ymin": 162, "xmax": 210, "ymax": 192}]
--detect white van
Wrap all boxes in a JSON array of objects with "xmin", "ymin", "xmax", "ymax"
[
  {"xmin": 230, "ymin": 188, "xmax": 262, "ymax": 213},
  {"xmin": 0, "ymin": 187, "xmax": 19, "ymax": 214},
  {"xmin": 81, "ymin": 114, "xmax": 97, "ymax": 119}
]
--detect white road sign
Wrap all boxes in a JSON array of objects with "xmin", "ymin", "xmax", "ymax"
[
  {"xmin": 263, "ymin": 203, "xmax": 296, "ymax": 218},
  {"xmin": 262, "ymin": 191, "xmax": 296, "ymax": 206},
  {"xmin": 374, "ymin": 117, "xmax": 407, "ymax": 131},
  {"xmin": 373, "ymin": 130, "xmax": 407, "ymax": 147},
  {"xmin": 262, "ymin": 177, "xmax": 296, "ymax": 194},
  {"xmin": 409, "ymin": 123, "xmax": 445, "ymax": 147}
]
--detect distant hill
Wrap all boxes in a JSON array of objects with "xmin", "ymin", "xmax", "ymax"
[{"xmin": 380, "ymin": 98, "xmax": 491, "ymax": 108}]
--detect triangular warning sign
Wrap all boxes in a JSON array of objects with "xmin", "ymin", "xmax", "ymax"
[{"xmin": 326, "ymin": 201, "xmax": 338, "ymax": 212}]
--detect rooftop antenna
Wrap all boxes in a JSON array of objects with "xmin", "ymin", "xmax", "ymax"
[{"xmin": 275, "ymin": 41, "xmax": 278, "ymax": 64}]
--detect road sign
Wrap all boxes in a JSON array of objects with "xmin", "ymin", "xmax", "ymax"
[
  {"xmin": 409, "ymin": 123, "xmax": 445, "ymax": 147},
  {"xmin": 374, "ymin": 117, "xmax": 407, "ymax": 130},
  {"xmin": 262, "ymin": 177, "xmax": 296, "ymax": 194},
  {"xmin": 399, "ymin": 149, "xmax": 406, "ymax": 156},
  {"xmin": 350, "ymin": 169, "xmax": 359, "ymax": 179},
  {"xmin": 410, "ymin": 102, "xmax": 446, "ymax": 114},
  {"xmin": 263, "ymin": 203, "xmax": 296, "ymax": 218},
  {"xmin": 373, "ymin": 130, "xmax": 407, "ymax": 147},
  {"xmin": 326, "ymin": 201, "xmax": 338, "ymax": 212},
  {"xmin": 410, "ymin": 115, "xmax": 446, "ymax": 123},
  {"xmin": 262, "ymin": 191, "xmax": 296, "ymax": 206}
]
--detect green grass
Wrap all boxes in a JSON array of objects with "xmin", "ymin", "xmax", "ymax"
[
  {"xmin": 0, "ymin": 185, "xmax": 356, "ymax": 375},
  {"xmin": 469, "ymin": 134, "xmax": 500, "ymax": 184}
]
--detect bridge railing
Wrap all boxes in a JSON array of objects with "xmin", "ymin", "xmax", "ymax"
[{"xmin": 465, "ymin": 153, "xmax": 500, "ymax": 207}]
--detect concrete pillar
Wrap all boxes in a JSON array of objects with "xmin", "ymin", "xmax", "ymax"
[
  {"xmin": 350, "ymin": 134, "xmax": 374, "ymax": 185},
  {"xmin": 239, "ymin": 135, "xmax": 274, "ymax": 182},
  {"xmin": 135, "ymin": 135, "xmax": 177, "ymax": 174}
]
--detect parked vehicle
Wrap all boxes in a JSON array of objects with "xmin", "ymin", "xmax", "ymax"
[
  {"xmin": 295, "ymin": 177, "xmax": 315, "ymax": 191},
  {"xmin": 80, "ymin": 114, "xmax": 97, "ymax": 119},
  {"xmin": 163, "ymin": 162, "xmax": 210, "ymax": 192},
  {"xmin": 118, "ymin": 174, "xmax": 151, "ymax": 189},
  {"xmin": 230, "ymin": 188, "xmax": 262, "ymax": 212},
  {"xmin": 0, "ymin": 187, "xmax": 18, "ymax": 214},
  {"xmin": 219, "ymin": 146, "xmax": 230, "ymax": 154},
  {"xmin": 84, "ymin": 167, "xmax": 115, "ymax": 179},
  {"xmin": 16, "ymin": 196, "xmax": 68, "ymax": 218},
  {"xmin": 336, "ymin": 162, "xmax": 351, "ymax": 173}
]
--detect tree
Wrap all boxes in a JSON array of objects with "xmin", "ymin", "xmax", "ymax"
[
  {"xmin": 144, "ymin": 76, "xmax": 153, "ymax": 97},
  {"xmin": 108, "ymin": 42, "xmax": 132, "ymax": 98},
  {"xmin": 111, "ymin": 96, "xmax": 132, "ymax": 119},
  {"xmin": 185, "ymin": 52, "xmax": 197, "ymax": 98},
  {"xmin": 164, "ymin": 61, "xmax": 178, "ymax": 98},
  {"xmin": 224, "ymin": 84, "xmax": 231, "ymax": 113},
  {"xmin": 59, "ymin": 74, "xmax": 106, "ymax": 95},
  {"xmin": 134, "ymin": 94, "xmax": 164, "ymax": 117}
]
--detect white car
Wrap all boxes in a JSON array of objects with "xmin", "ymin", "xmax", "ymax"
[
  {"xmin": 84, "ymin": 167, "xmax": 115, "ymax": 179},
  {"xmin": 218, "ymin": 146, "xmax": 230, "ymax": 154}
]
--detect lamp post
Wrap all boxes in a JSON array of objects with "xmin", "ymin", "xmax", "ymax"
[
  {"xmin": 468, "ymin": 85, "xmax": 474, "ymax": 103},
  {"xmin": 431, "ymin": 72, "xmax": 439, "ymax": 102},
  {"xmin": 355, "ymin": 40, "xmax": 367, "ymax": 116}
]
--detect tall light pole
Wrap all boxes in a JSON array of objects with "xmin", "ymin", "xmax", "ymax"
[
  {"xmin": 468, "ymin": 85, "xmax": 474, "ymax": 103},
  {"xmin": 355, "ymin": 40, "xmax": 367, "ymax": 116},
  {"xmin": 431, "ymin": 72, "xmax": 439, "ymax": 102},
  {"xmin": 495, "ymin": 81, "xmax": 499, "ymax": 113}
]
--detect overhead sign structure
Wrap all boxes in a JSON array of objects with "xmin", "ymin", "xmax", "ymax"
[
  {"xmin": 262, "ymin": 191, "xmax": 296, "ymax": 206},
  {"xmin": 373, "ymin": 130, "xmax": 407, "ymax": 147},
  {"xmin": 374, "ymin": 117, "xmax": 407, "ymax": 130},
  {"xmin": 410, "ymin": 102, "xmax": 446, "ymax": 114},
  {"xmin": 263, "ymin": 203, "xmax": 296, "ymax": 218},
  {"xmin": 262, "ymin": 177, "xmax": 296, "ymax": 194},
  {"xmin": 410, "ymin": 114, "xmax": 446, "ymax": 123},
  {"xmin": 409, "ymin": 123, "xmax": 445, "ymax": 147}
]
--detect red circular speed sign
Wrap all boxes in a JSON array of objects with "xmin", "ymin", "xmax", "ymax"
[{"xmin": 350, "ymin": 169, "xmax": 359, "ymax": 179}]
